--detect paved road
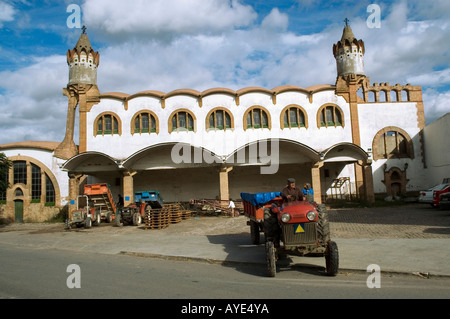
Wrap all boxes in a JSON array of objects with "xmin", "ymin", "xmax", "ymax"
[
  {"xmin": 1, "ymin": 203, "xmax": 449, "ymax": 278},
  {"xmin": 1, "ymin": 244, "xmax": 449, "ymax": 300}
]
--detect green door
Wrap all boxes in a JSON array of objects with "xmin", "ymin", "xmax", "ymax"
[{"xmin": 14, "ymin": 200, "xmax": 23, "ymax": 223}]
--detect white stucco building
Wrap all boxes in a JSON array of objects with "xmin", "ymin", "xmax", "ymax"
[{"xmin": 1, "ymin": 24, "xmax": 442, "ymax": 223}]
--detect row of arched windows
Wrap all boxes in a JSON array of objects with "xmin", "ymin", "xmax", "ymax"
[
  {"xmin": 94, "ymin": 104, "xmax": 346, "ymax": 136},
  {"xmin": 357, "ymin": 88, "xmax": 410, "ymax": 103}
]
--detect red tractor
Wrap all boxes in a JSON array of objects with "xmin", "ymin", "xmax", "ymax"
[{"xmin": 241, "ymin": 192, "xmax": 339, "ymax": 277}]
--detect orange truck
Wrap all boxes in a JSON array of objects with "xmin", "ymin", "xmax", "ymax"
[{"xmin": 65, "ymin": 183, "xmax": 117, "ymax": 229}]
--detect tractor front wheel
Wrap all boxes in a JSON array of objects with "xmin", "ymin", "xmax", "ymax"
[
  {"xmin": 325, "ymin": 241, "xmax": 339, "ymax": 276},
  {"xmin": 265, "ymin": 241, "xmax": 277, "ymax": 277}
]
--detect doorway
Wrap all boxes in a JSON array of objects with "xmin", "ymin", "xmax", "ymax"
[{"xmin": 14, "ymin": 200, "xmax": 24, "ymax": 223}]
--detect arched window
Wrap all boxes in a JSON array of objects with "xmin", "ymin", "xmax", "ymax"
[
  {"xmin": 244, "ymin": 106, "xmax": 271, "ymax": 130},
  {"xmin": 373, "ymin": 127, "xmax": 414, "ymax": 160},
  {"xmin": 380, "ymin": 90, "xmax": 387, "ymax": 102},
  {"xmin": 132, "ymin": 111, "xmax": 159, "ymax": 135},
  {"xmin": 367, "ymin": 91, "xmax": 376, "ymax": 102},
  {"xmin": 390, "ymin": 90, "xmax": 398, "ymax": 102},
  {"xmin": 31, "ymin": 164, "xmax": 41, "ymax": 201},
  {"xmin": 95, "ymin": 113, "xmax": 121, "ymax": 136},
  {"xmin": 318, "ymin": 104, "xmax": 344, "ymax": 128},
  {"xmin": 281, "ymin": 105, "xmax": 307, "ymax": 129},
  {"xmin": 207, "ymin": 108, "xmax": 233, "ymax": 131},
  {"xmin": 13, "ymin": 161, "xmax": 27, "ymax": 185},
  {"xmin": 401, "ymin": 90, "xmax": 409, "ymax": 102},
  {"xmin": 169, "ymin": 110, "xmax": 196, "ymax": 132},
  {"xmin": 45, "ymin": 174, "xmax": 55, "ymax": 205}
]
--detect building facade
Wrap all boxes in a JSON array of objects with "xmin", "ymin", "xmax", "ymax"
[{"xmin": 0, "ymin": 25, "xmax": 432, "ymax": 222}]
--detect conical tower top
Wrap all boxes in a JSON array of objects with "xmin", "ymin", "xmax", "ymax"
[
  {"xmin": 333, "ymin": 21, "xmax": 365, "ymax": 77},
  {"xmin": 67, "ymin": 27, "xmax": 100, "ymax": 86},
  {"xmin": 73, "ymin": 26, "xmax": 94, "ymax": 55}
]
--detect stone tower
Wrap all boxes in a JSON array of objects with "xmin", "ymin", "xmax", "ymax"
[
  {"xmin": 55, "ymin": 27, "xmax": 100, "ymax": 160},
  {"xmin": 333, "ymin": 22, "xmax": 374, "ymax": 203},
  {"xmin": 333, "ymin": 22, "xmax": 365, "ymax": 77}
]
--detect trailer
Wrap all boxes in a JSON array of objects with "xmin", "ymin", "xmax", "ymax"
[
  {"xmin": 84, "ymin": 183, "xmax": 117, "ymax": 223},
  {"xmin": 241, "ymin": 192, "xmax": 339, "ymax": 277},
  {"xmin": 241, "ymin": 192, "xmax": 283, "ymax": 245}
]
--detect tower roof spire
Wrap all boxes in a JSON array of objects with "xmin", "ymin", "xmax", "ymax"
[{"xmin": 341, "ymin": 18, "xmax": 357, "ymax": 43}]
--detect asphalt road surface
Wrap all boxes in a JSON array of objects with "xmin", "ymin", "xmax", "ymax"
[{"xmin": 1, "ymin": 244, "xmax": 449, "ymax": 302}]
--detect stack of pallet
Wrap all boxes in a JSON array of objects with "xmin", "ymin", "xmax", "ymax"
[
  {"xmin": 168, "ymin": 204, "xmax": 182, "ymax": 224},
  {"xmin": 144, "ymin": 208, "xmax": 170, "ymax": 229},
  {"xmin": 144, "ymin": 204, "xmax": 192, "ymax": 230},
  {"xmin": 181, "ymin": 210, "xmax": 192, "ymax": 220}
]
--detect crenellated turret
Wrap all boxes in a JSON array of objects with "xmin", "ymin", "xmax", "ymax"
[
  {"xmin": 333, "ymin": 23, "xmax": 365, "ymax": 77},
  {"xmin": 67, "ymin": 27, "xmax": 100, "ymax": 86}
]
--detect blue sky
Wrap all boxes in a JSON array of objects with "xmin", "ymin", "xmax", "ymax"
[{"xmin": 0, "ymin": 0, "xmax": 449, "ymax": 145}]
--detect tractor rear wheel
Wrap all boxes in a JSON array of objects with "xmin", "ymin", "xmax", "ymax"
[
  {"xmin": 325, "ymin": 241, "xmax": 339, "ymax": 276},
  {"xmin": 317, "ymin": 204, "xmax": 330, "ymax": 246},
  {"xmin": 133, "ymin": 213, "xmax": 142, "ymax": 226},
  {"xmin": 266, "ymin": 241, "xmax": 276, "ymax": 277},
  {"xmin": 93, "ymin": 212, "xmax": 101, "ymax": 226},
  {"xmin": 84, "ymin": 217, "xmax": 92, "ymax": 229}
]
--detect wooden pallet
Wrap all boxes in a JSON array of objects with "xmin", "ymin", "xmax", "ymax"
[
  {"xmin": 181, "ymin": 210, "xmax": 192, "ymax": 220},
  {"xmin": 144, "ymin": 204, "xmax": 192, "ymax": 229},
  {"xmin": 144, "ymin": 208, "xmax": 170, "ymax": 229}
]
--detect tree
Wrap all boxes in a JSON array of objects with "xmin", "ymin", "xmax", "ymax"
[{"xmin": 0, "ymin": 153, "xmax": 12, "ymax": 194}]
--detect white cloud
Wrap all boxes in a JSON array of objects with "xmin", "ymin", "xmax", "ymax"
[
  {"xmin": 0, "ymin": 55, "xmax": 68, "ymax": 144},
  {"xmin": 1, "ymin": 0, "xmax": 450, "ymax": 146},
  {"xmin": 0, "ymin": 1, "xmax": 16, "ymax": 27},
  {"xmin": 261, "ymin": 8, "xmax": 289, "ymax": 32},
  {"xmin": 422, "ymin": 89, "xmax": 450, "ymax": 124},
  {"xmin": 82, "ymin": 0, "xmax": 257, "ymax": 37}
]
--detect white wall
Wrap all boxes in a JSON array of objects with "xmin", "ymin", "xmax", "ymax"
[{"xmin": 423, "ymin": 113, "xmax": 450, "ymax": 187}]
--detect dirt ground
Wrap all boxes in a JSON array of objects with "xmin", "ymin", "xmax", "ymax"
[{"xmin": 1, "ymin": 203, "xmax": 449, "ymax": 239}]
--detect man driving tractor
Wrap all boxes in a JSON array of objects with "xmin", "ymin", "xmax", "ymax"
[{"xmin": 281, "ymin": 178, "xmax": 303, "ymax": 203}]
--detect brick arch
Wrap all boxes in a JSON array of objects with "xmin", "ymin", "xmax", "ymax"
[
  {"xmin": 7, "ymin": 155, "xmax": 61, "ymax": 204},
  {"xmin": 372, "ymin": 126, "xmax": 414, "ymax": 161},
  {"xmin": 280, "ymin": 104, "xmax": 308, "ymax": 129},
  {"xmin": 316, "ymin": 103, "xmax": 345, "ymax": 128},
  {"xmin": 93, "ymin": 111, "xmax": 122, "ymax": 136},
  {"xmin": 243, "ymin": 105, "xmax": 272, "ymax": 130},
  {"xmin": 168, "ymin": 109, "xmax": 197, "ymax": 133},
  {"xmin": 205, "ymin": 107, "xmax": 234, "ymax": 131},
  {"xmin": 131, "ymin": 109, "xmax": 160, "ymax": 135},
  {"xmin": 383, "ymin": 166, "xmax": 408, "ymax": 196}
]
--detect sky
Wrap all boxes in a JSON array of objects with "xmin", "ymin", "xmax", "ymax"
[{"xmin": 0, "ymin": 0, "xmax": 449, "ymax": 145}]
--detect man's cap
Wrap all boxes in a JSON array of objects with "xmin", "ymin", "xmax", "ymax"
[{"xmin": 287, "ymin": 178, "xmax": 296, "ymax": 183}]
